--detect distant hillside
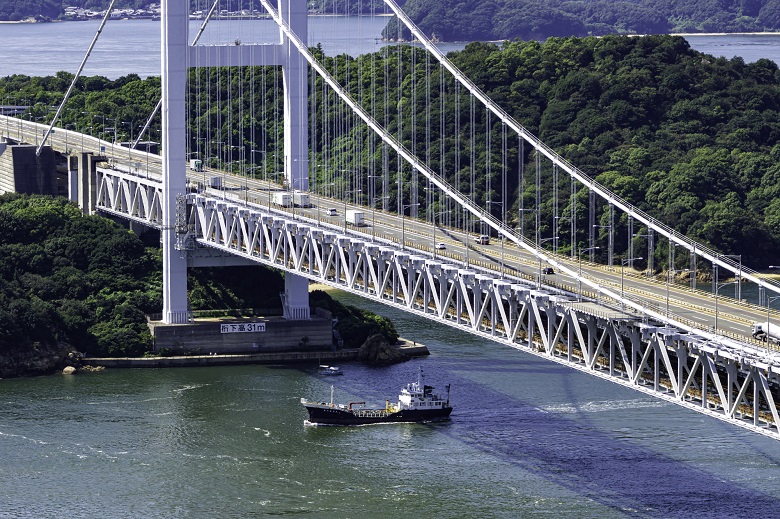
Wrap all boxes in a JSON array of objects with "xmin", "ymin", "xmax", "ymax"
[
  {"xmin": 4, "ymin": 1, "xmax": 780, "ymax": 39},
  {"xmin": 386, "ymin": 0, "xmax": 780, "ymax": 40},
  {"xmin": 0, "ymin": 0, "xmax": 61, "ymax": 21}
]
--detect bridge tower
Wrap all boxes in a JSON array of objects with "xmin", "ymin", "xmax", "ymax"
[{"xmin": 161, "ymin": 0, "xmax": 310, "ymax": 323}]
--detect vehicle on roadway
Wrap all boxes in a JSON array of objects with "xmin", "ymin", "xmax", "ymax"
[
  {"xmin": 346, "ymin": 210, "xmax": 364, "ymax": 226},
  {"xmin": 293, "ymin": 191, "xmax": 311, "ymax": 208},
  {"xmin": 476, "ymin": 235, "xmax": 490, "ymax": 245},
  {"xmin": 542, "ymin": 267, "xmax": 555, "ymax": 275},
  {"xmin": 273, "ymin": 191, "xmax": 292, "ymax": 207},
  {"xmin": 752, "ymin": 321, "xmax": 780, "ymax": 344},
  {"xmin": 435, "ymin": 242, "xmax": 446, "ymax": 250}
]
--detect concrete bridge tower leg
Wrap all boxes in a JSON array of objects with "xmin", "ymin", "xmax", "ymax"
[
  {"xmin": 161, "ymin": 0, "xmax": 189, "ymax": 324},
  {"xmin": 280, "ymin": 0, "xmax": 309, "ymax": 192},
  {"xmin": 278, "ymin": 0, "xmax": 313, "ymax": 320}
]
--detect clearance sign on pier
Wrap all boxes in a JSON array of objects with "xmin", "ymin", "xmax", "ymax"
[{"xmin": 220, "ymin": 323, "xmax": 266, "ymax": 333}]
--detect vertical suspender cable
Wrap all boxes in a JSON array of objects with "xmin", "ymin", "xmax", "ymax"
[
  {"xmin": 37, "ymin": 0, "xmax": 120, "ymax": 156},
  {"xmin": 135, "ymin": 0, "xmax": 221, "ymax": 150}
]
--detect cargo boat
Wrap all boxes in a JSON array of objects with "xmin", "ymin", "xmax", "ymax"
[{"xmin": 301, "ymin": 370, "xmax": 452, "ymax": 425}]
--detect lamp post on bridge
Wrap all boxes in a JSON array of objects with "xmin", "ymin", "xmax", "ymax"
[
  {"xmin": 721, "ymin": 254, "xmax": 743, "ymax": 301},
  {"xmin": 578, "ymin": 246, "xmax": 600, "ymax": 302},
  {"xmin": 400, "ymin": 202, "xmax": 420, "ymax": 250},
  {"xmin": 368, "ymin": 174, "xmax": 383, "ymax": 240},
  {"xmin": 246, "ymin": 166, "xmax": 262, "ymax": 205},
  {"xmin": 714, "ymin": 279, "xmax": 739, "ymax": 335},
  {"xmin": 765, "ymin": 295, "xmax": 780, "ymax": 343},
  {"xmin": 229, "ymin": 145, "xmax": 246, "ymax": 202},
  {"xmin": 432, "ymin": 209, "xmax": 451, "ymax": 260},
  {"xmin": 620, "ymin": 256, "xmax": 642, "ymax": 311},
  {"xmin": 82, "ymin": 125, "xmax": 92, "ymax": 153},
  {"xmin": 103, "ymin": 122, "xmax": 118, "ymax": 162},
  {"xmin": 373, "ymin": 195, "xmax": 391, "ymax": 241},
  {"xmin": 209, "ymin": 140, "xmax": 226, "ymax": 171},
  {"xmin": 763, "ymin": 265, "xmax": 780, "ymax": 307},
  {"xmin": 487, "ymin": 200, "xmax": 507, "ymax": 277},
  {"xmin": 666, "ymin": 241, "xmax": 685, "ymax": 318},
  {"xmin": 633, "ymin": 230, "xmax": 654, "ymax": 276},
  {"xmin": 121, "ymin": 120, "xmax": 138, "ymax": 158},
  {"xmin": 593, "ymin": 224, "xmax": 613, "ymax": 266}
]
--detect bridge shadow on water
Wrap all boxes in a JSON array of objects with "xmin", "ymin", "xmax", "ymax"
[{"xmin": 420, "ymin": 357, "xmax": 780, "ymax": 517}]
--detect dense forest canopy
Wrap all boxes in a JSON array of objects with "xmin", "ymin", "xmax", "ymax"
[
  {"xmin": 0, "ymin": 195, "xmax": 396, "ymax": 355},
  {"xmin": 4, "ymin": 0, "xmax": 780, "ymax": 39},
  {"xmin": 389, "ymin": 0, "xmax": 780, "ymax": 40},
  {"xmin": 2, "ymin": 34, "xmax": 780, "ymax": 270},
  {"xmin": 0, "ymin": 0, "xmax": 61, "ymax": 21}
]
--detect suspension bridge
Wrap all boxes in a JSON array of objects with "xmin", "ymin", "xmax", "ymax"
[{"xmin": 2, "ymin": 0, "xmax": 780, "ymax": 440}]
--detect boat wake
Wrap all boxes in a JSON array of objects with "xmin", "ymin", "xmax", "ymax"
[{"xmin": 540, "ymin": 399, "xmax": 667, "ymax": 414}]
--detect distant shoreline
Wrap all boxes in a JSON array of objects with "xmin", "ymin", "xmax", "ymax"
[
  {"xmin": 0, "ymin": 13, "xmax": 394, "ymax": 25},
  {"xmin": 671, "ymin": 32, "xmax": 780, "ymax": 36},
  {"xmin": 2, "ymin": 15, "xmax": 780, "ymax": 38}
]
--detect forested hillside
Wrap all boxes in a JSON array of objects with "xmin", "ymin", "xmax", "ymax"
[
  {"xmin": 0, "ymin": 194, "xmax": 396, "ymax": 358},
  {"xmin": 0, "ymin": 0, "xmax": 61, "ymax": 21},
  {"xmin": 2, "ymin": 34, "xmax": 780, "ymax": 269},
  {"xmin": 388, "ymin": 0, "xmax": 780, "ymax": 40},
  {"xmin": 465, "ymin": 36, "xmax": 780, "ymax": 267}
]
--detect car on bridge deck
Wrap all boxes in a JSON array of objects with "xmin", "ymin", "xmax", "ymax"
[
  {"xmin": 542, "ymin": 267, "xmax": 555, "ymax": 275},
  {"xmin": 475, "ymin": 235, "xmax": 490, "ymax": 245},
  {"xmin": 326, "ymin": 208, "xmax": 338, "ymax": 216},
  {"xmin": 435, "ymin": 242, "xmax": 446, "ymax": 250}
]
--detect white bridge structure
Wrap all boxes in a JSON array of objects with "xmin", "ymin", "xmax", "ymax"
[{"xmin": 5, "ymin": 0, "xmax": 780, "ymax": 440}]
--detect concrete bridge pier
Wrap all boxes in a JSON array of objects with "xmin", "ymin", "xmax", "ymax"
[
  {"xmin": 282, "ymin": 273, "xmax": 311, "ymax": 320},
  {"xmin": 67, "ymin": 154, "xmax": 78, "ymax": 203},
  {"xmin": 0, "ymin": 142, "xmax": 57, "ymax": 195},
  {"xmin": 75, "ymin": 152, "xmax": 102, "ymax": 212}
]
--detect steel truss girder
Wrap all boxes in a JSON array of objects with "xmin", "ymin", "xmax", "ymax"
[
  {"xmin": 183, "ymin": 195, "xmax": 780, "ymax": 440},
  {"xmin": 95, "ymin": 167, "xmax": 163, "ymax": 226}
]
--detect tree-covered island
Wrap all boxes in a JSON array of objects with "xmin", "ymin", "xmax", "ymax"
[{"xmin": 0, "ymin": 194, "xmax": 398, "ymax": 377}]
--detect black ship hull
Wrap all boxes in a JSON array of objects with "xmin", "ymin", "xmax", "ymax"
[{"xmin": 304, "ymin": 405, "xmax": 452, "ymax": 425}]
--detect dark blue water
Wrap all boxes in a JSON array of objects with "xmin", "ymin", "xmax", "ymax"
[{"xmin": 2, "ymin": 288, "xmax": 779, "ymax": 517}]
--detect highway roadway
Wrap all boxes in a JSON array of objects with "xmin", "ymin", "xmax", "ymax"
[{"xmin": 4, "ymin": 115, "xmax": 779, "ymax": 349}]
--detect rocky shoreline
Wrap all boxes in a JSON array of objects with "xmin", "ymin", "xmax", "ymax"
[
  {"xmin": 0, "ymin": 344, "xmax": 83, "ymax": 378},
  {"xmin": 0, "ymin": 335, "xmax": 427, "ymax": 379}
]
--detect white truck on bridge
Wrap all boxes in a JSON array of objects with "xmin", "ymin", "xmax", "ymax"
[
  {"xmin": 292, "ymin": 191, "xmax": 310, "ymax": 207},
  {"xmin": 273, "ymin": 191, "xmax": 293, "ymax": 207},
  {"xmin": 346, "ymin": 209, "xmax": 364, "ymax": 226},
  {"xmin": 752, "ymin": 321, "xmax": 780, "ymax": 344}
]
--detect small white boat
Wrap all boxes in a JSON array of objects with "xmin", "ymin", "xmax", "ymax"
[{"xmin": 318, "ymin": 365, "xmax": 343, "ymax": 376}]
